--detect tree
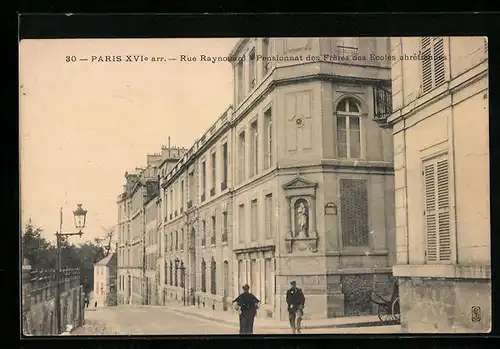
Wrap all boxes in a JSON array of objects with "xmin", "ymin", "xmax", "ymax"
[
  {"xmin": 21, "ymin": 218, "xmax": 108, "ymax": 294},
  {"xmin": 22, "ymin": 219, "xmax": 55, "ymax": 270},
  {"xmin": 94, "ymin": 226, "xmax": 116, "ymax": 257}
]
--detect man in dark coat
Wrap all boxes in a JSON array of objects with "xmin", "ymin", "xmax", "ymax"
[
  {"xmin": 232, "ymin": 284, "xmax": 260, "ymax": 334},
  {"xmin": 286, "ymin": 280, "xmax": 305, "ymax": 334}
]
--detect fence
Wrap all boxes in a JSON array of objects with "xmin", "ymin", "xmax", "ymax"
[{"xmin": 22, "ymin": 261, "xmax": 85, "ymax": 336}]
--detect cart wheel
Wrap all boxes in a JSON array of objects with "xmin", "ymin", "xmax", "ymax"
[
  {"xmin": 391, "ymin": 297, "xmax": 401, "ymax": 323},
  {"xmin": 377, "ymin": 304, "xmax": 393, "ymax": 324}
]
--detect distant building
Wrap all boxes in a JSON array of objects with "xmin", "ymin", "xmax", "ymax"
[
  {"xmin": 388, "ymin": 37, "xmax": 490, "ymax": 332},
  {"xmin": 117, "ymin": 147, "xmax": 187, "ymax": 305},
  {"xmin": 93, "ymin": 252, "xmax": 117, "ymax": 307}
]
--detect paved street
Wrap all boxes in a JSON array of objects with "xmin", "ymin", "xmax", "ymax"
[{"xmin": 71, "ymin": 306, "xmax": 401, "ymax": 335}]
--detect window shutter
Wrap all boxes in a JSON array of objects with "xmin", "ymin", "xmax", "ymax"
[
  {"xmin": 421, "ymin": 37, "xmax": 433, "ymax": 93},
  {"xmin": 436, "ymin": 159, "xmax": 451, "ymax": 261},
  {"xmin": 423, "ymin": 156, "xmax": 451, "ymax": 263},
  {"xmin": 433, "ymin": 37, "xmax": 446, "ymax": 87},
  {"xmin": 421, "ymin": 37, "xmax": 446, "ymax": 94}
]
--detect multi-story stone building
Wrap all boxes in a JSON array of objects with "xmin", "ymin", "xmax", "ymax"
[
  {"xmin": 117, "ymin": 152, "xmax": 176, "ymax": 305},
  {"xmin": 159, "ymin": 37, "xmax": 396, "ymax": 321},
  {"xmin": 388, "ymin": 37, "xmax": 490, "ymax": 332},
  {"xmin": 160, "ymin": 108, "xmax": 234, "ymax": 310},
  {"xmin": 155, "ymin": 146, "xmax": 188, "ymax": 305},
  {"xmin": 144, "ymin": 190, "xmax": 159, "ymax": 305}
]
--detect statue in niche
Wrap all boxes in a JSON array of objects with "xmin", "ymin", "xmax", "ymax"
[{"xmin": 295, "ymin": 200, "xmax": 309, "ymax": 237}]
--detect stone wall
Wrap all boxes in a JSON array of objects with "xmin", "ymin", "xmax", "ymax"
[
  {"xmin": 22, "ymin": 265, "xmax": 84, "ymax": 336},
  {"xmin": 399, "ymin": 277, "xmax": 491, "ymax": 333}
]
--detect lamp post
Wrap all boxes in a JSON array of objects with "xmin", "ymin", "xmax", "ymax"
[{"xmin": 54, "ymin": 204, "xmax": 87, "ymax": 334}]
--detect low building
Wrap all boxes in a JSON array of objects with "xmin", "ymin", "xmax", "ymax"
[
  {"xmin": 93, "ymin": 253, "xmax": 117, "ymax": 307},
  {"xmin": 388, "ymin": 36, "xmax": 490, "ymax": 332}
]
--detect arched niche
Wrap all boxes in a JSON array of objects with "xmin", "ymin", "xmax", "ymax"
[{"xmin": 282, "ymin": 175, "xmax": 319, "ymax": 253}]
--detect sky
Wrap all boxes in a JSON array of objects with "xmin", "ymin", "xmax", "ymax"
[{"xmin": 20, "ymin": 38, "xmax": 240, "ymax": 244}]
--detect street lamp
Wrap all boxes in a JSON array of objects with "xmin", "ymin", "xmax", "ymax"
[{"xmin": 55, "ymin": 204, "xmax": 88, "ymax": 334}]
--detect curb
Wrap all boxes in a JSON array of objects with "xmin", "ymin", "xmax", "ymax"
[{"xmin": 168, "ymin": 308, "xmax": 393, "ymax": 330}]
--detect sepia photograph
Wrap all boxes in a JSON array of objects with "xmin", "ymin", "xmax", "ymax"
[{"xmin": 19, "ymin": 36, "xmax": 491, "ymax": 336}]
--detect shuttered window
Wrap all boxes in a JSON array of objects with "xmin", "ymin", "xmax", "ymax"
[
  {"xmin": 340, "ymin": 179, "xmax": 369, "ymax": 246},
  {"xmin": 423, "ymin": 155, "xmax": 452, "ymax": 263},
  {"xmin": 421, "ymin": 37, "xmax": 446, "ymax": 94}
]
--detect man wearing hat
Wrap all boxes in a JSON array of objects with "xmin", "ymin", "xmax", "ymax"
[
  {"xmin": 286, "ymin": 280, "xmax": 305, "ymax": 334},
  {"xmin": 232, "ymin": 284, "xmax": 260, "ymax": 334}
]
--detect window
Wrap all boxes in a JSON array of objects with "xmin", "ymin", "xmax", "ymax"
[
  {"xmin": 265, "ymin": 194, "xmax": 273, "ymax": 239},
  {"xmin": 169, "ymin": 189, "xmax": 173, "ymax": 218},
  {"xmin": 238, "ymin": 132, "xmax": 246, "ymax": 183},
  {"xmin": 264, "ymin": 258, "xmax": 272, "ymax": 304},
  {"xmin": 222, "ymin": 143, "xmax": 228, "ymax": 190},
  {"xmin": 180, "ymin": 180, "xmax": 184, "ymax": 212},
  {"xmin": 250, "ymin": 120, "xmax": 258, "ymax": 177},
  {"xmin": 180, "ymin": 229, "xmax": 184, "ymax": 250},
  {"xmin": 239, "ymin": 204, "xmax": 245, "ymax": 243},
  {"xmin": 201, "ymin": 160, "xmax": 206, "ymax": 200},
  {"xmin": 180, "ymin": 261, "xmax": 185, "ymax": 288},
  {"xmin": 262, "ymin": 38, "xmax": 271, "ymax": 75},
  {"xmin": 211, "ymin": 215, "xmax": 216, "ymax": 245},
  {"xmin": 423, "ymin": 155, "xmax": 451, "ymax": 263},
  {"xmin": 237, "ymin": 60, "xmax": 244, "ymax": 103},
  {"xmin": 251, "ymin": 199, "xmax": 258, "ymax": 241},
  {"xmin": 340, "ymin": 179, "xmax": 369, "ymax": 246},
  {"xmin": 211, "ymin": 152, "xmax": 216, "ymax": 195},
  {"xmin": 211, "ymin": 258, "xmax": 217, "ymax": 295},
  {"xmin": 169, "ymin": 261, "xmax": 173, "ymax": 286},
  {"xmin": 421, "ymin": 37, "xmax": 446, "ymax": 94},
  {"xmin": 223, "ymin": 260, "xmax": 229, "ymax": 298},
  {"xmin": 222, "ymin": 212, "xmax": 228, "ymax": 243},
  {"xmin": 201, "ymin": 259, "xmax": 207, "ymax": 292},
  {"xmin": 174, "ymin": 261, "xmax": 178, "ymax": 287},
  {"xmin": 337, "ymin": 98, "xmax": 361, "ymax": 159},
  {"xmin": 249, "ymin": 48, "xmax": 256, "ymax": 89},
  {"xmin": 263, "ymin": 108, "xmax": 273, "ymax": 169},
  {"xmin": 188, "ymin": 171, "xmax": 195, "ymax": 202},
  {"xmin": 202, "ymin": 220, "xmax": 206, "ymax": 246},
  {"xmin": 238, "ymin": 260, "xmax": 244, "ymax": 290},
  {"xmin": 337, "ymin": 37, "xmax": 358, "ymax": 56},
  {"xmin": 175, "ymin": 231, "xmax": 178, "ymax": 251},
  {"xmin": 250, "ymin": 259, "xmax": 258, "ymax": 297}
]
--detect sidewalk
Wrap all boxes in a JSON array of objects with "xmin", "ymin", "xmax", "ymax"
[{"xmin": 164, "ymin": 302, "xmax": 392, "ymax": 330}]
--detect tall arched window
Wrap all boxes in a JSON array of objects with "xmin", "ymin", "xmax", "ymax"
[
  {"xmin": 211, "ymin": 257, "xmax": 217, "ymax": 295},
  {"xmin": 175, "ymin": 231, "xmax": 179, "ymax": 251},
  {"xmin": 170, "ymin": 232, "xmax": 173, "ymax": 252},
  {"xmin": 169, "ymin": 261, "xmax": 173, "ymax": 286},
  {"xmin": 201, "ymin": 259, "xmax": 207, "ymax": 292},
  {"xmin": 223, "ymin": 260, "xmax": 229, "ymax": 298},
  {"xmin": 180, "ymin": 261, "xmax": 185, "ymax": 288},
  {"xmin": 336, "ymin": 97, "xmax": 362, "ymax": 159}
]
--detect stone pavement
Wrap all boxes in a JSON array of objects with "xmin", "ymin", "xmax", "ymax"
[
  {"xmin": 163, "ymin": 302, "xmax": 398, "ymax": 331},
  {"xmin": 69, "ymin": 304, "xmax": 401, "ymax": 335}
]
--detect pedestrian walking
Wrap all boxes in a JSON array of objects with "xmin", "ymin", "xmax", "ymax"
[
  {"xmin": 232, "ymin": 284, "xmax": 260, "ymax": 334},
  {"xmin": 94, "ymin": 301, "xmax": 98, "ymax": 308},
  {"xmin": 286, "ymin": 280, "xmax": 305, "ymax": 334}
]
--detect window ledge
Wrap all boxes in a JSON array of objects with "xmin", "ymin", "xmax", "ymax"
[{"xmin": 393, "ymin": 264, "xmax": 491, "ymax": 279}]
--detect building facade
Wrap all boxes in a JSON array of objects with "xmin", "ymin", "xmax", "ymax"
[
  {"xmin": 388, "ymin": 37, "xmax": 490, "ymax": 332},
  {"xmin": 159, "ymin": 37, "xmax": 396, "ymax": 320},
  {"xmin": 93, "ymin": 253, "xmax": 117, "ymax": 307},
  {"xmin": 117, "ymin": 152, "xmax": 177, "ymax": 305}
]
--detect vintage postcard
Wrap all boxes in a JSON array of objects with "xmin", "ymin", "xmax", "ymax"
[{"xmin": 20, "ymin": 36, "xmax": 491, "ymax": 336}]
